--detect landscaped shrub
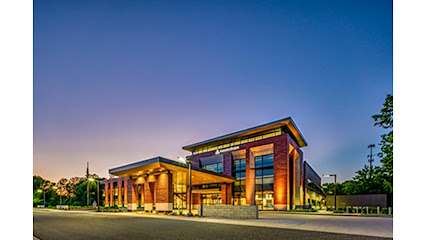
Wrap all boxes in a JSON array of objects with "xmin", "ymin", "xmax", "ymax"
[
  {"xmin": 178, "ymin": 211, "xmax": 183, "ymax": 216},
  {"xmin": 295, "ymin": 209, "xmax": 317, "ymax": 212},
  {"xmin": 381, "ymin": 207, "xmax": 388, "ymax": 214},
  {"xmin": 333, "ymin": 210, "xmax": 345, "ymax": 213}
]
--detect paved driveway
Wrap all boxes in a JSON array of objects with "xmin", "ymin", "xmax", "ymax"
[{"xmin": 33, "ymin": 209, "xmax": 391, "ymax": 240}]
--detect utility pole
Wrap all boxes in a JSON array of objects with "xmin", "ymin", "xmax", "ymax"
[{"xmin": 367, "ymin": 144, "xmax": 375, "ymax": 179}]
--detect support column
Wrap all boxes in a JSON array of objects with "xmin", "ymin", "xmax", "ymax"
[
  {"xmin": 192, "ymin": 185, "xmax": 200, "ymax": 209},
  {"xmin": 144, "ymin": 175, "xmax": 156, "ymax": 211},
  {"xmin": 104, "ymin": 181, "xmax": 109, "ymax": 206},
  {"xmin": 109, "ymin": 182, "xmax": 114, "ymax": 206},
  {"xmin": 221, "ymin": 184, "xmax": 227, "ymax": 205},
  {"xmin": 245, "ymin": 149, "xmax": 256, "ymax": 205},
  {"xmin": 155, "ymin": 172, "xmax": 173, "ymax": 211},
  {"xmin": 118, "ymin": 180, "xmax": 122, "ymax": 206},
  {"xmin": 226, "ymin": 183, "xmax": 232, "ymax": 205},
  {"xmin": 274, "ymin": 134, "xmax": 289, "ymax": 210},
  {"xmin": 124, "ymin": 178, "xmax": 128, "ymax": 207},
  {"xmin": 126, "ymin": 179, "xmax": 138, "ymax": 211}
]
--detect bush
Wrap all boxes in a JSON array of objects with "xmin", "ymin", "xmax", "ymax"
[
  {"xmin": 381, "ymin": 207, "xmax": 388, "ymax": 214},
  {"xmin": 295, "ymin": 209, "xmax": 317, "ymax": 212},
  {"xmin": 178, "ymin": 211, "xmax": 183, "ymax": 216}
]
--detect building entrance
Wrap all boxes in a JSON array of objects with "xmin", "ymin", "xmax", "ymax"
[{"xmin": 201, "ymin": 193, "xmax": 221, "ymax": 205}]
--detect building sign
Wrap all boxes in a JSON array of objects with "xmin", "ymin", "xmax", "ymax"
[{"xmin": 215, "ymin": 146, "xmax": 239, "ymax": 155}]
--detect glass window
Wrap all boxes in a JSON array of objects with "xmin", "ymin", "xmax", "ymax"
[
  {"xmin": 253, "ymin": 154, "xmax": 274, "ymax": 210},
  {"xmin": 203, "ymin": 162, "xmax": 223, "ymax": 173},
  {"xmin": 255, "ymin": 154, "xmax": 274, "ymax": 168},
  {"xmin": 233, "ymin": 159, "xmax": 246, "ymax": 171}
]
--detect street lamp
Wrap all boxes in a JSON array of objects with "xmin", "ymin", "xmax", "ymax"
[
  {"xmin": 37, "ymin": 189, "xmax": 45, "ymax": 207},
  {"xmin": 52, "ymin": 186, "xmax": 61, "ymax": 208},
  {"xmin": 179, "ymin": 156, "xmax": 193, "ymax": 217},
  {"xmin": 323, "ymin": 174, "xmax": 337, "ymax": 211},
  {"xmin": 88, "ymin": 178, "xmax": 100, "ymax": 210}
]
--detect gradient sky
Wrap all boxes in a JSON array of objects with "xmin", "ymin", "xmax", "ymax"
[{"xmin": 34, "ymin": 0, "xmax": 392, "ymax": 183}]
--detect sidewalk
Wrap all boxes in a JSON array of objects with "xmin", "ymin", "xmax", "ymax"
[{"xmin": 274, "ymin": 210, "xmax": 393, "ymax": 218}]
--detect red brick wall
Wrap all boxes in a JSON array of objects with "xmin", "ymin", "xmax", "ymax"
[
  {"xmin": 186, "ymin": 133, "xmax": 303, "ymax": 209},
  {"xmin": 273, "ymin": 134, "xmax": 289, "ymax": 209},
  {"xmin": 155, "ymin": 172, "xmax": 173, "ymax": 204}
]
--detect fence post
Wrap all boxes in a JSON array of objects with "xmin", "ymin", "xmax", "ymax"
[
  {"xmin": 377, "ymin": 206, "xmax": 380, "ymax": 214},
  {"xmin": 389, "ymin": 207, "xmax": 392, "ymax": 215},
  {"xmin": 346, "ymin": 206, "xmax": 349, "ymax": 213},
  {"xmin": 366, "ymin": 206, "xmax": 369, "ymax": 214}
]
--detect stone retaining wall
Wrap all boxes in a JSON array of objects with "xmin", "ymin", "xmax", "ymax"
[{"xmin": 198, "ymin": 205, "xmax": 258, "ymax": 219}]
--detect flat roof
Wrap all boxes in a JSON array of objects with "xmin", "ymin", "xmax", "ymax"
[
  {"xmin": 182, "ymin": 117, "xmax": 308, "ymax": 152},
  {"xmin": 109, "ymin": 156, "xmax": 236, "ymax": 184}
]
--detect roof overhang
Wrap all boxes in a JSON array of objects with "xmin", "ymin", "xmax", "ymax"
[
  {"xmin": 182, "ymin": 117, "xmax": 308, "ymax": 152},
  {"xmin": 109, "ymin": 157, "xmax": 235, "ymax": 185}
]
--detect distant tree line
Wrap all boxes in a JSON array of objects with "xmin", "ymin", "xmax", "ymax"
[
  {"xmin": 33, "ymin": 174, "xmax": 105, "ymax": 207},
  {"xmin": 322, "ymin": 95, "xmax": 393, "ymax": 204}
]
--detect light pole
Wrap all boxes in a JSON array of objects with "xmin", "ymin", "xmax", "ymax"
[
  {"xmin": 367, "ymin": 144, "xmax": 375, "ymax": 179},
  {"xmin": 89, "ymin": 178, "xmax": 100, "ymax": 210},
  {"xmin": 37, "ymin": 189, "xmax": 45, "ymax": 207},
  {"xmin": 323, "ymin": 174, "xmax": 337, "ymax": 211},
  {"xmin": 179, "ymin": 156, "xmax": 193, "ymax": 217},
  {"xmin": 87, "ymin": 178, "xmax": 90, "ymax": 206}
]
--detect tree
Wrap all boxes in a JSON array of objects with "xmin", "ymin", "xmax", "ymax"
[{"xmin": 372, "ymin": 94, "xmax": 393, "ymax": 177}]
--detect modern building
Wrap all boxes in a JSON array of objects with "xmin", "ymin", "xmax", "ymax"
[{"xmin": 101, "ymin": 117, "xmax": 324, "ymax": 211}]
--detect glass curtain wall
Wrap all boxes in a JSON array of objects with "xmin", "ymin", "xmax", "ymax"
[
  {"xmin": 200, "ymin": 184, "xmax": 222, "ymax": 205},
  {"xmin": 232, "ymin": 158, "xmax": 246, "ymax": 205},
  {"xmin": 202, "ymin": 162, "xmax": 223, "ymax": 173},
  {"xmin": 173, "ymin": 181, "xmax": 186, "ymax": 209},
  {"xmin": 255, "ymin": 154, "xmax": 274, "ymax": 210}
]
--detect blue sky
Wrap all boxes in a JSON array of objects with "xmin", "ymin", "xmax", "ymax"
[{"xmin": 34, "ymin": 0, "xmax": 392, "ymax": 183}]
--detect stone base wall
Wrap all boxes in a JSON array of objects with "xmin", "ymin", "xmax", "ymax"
[
  {"xmin": 198, "ymin": 205, "xmax": 258, "ymax": 219},
  {"xmin": 127, "ymin": 203, "xmax": 137, "ymax": 211}
]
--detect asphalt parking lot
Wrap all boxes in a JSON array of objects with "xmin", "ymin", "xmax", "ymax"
[{"xmin": 33, "ymin": 209, "xmax": 391, "ymax": 240}]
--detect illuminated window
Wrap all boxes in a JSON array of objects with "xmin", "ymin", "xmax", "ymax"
[{"xmin": 255, "ymin": 154, "xmax": 274, "ymax": 210}]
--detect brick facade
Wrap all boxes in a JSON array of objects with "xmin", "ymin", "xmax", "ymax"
[{"xmin": 101, "ymin": 128, "xmax": 321, "ymax": 211}]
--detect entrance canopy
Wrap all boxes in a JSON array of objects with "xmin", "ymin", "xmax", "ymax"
[{"xmin": 109, "ymin": 156, "xmax": 235, "ymax": 185}]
